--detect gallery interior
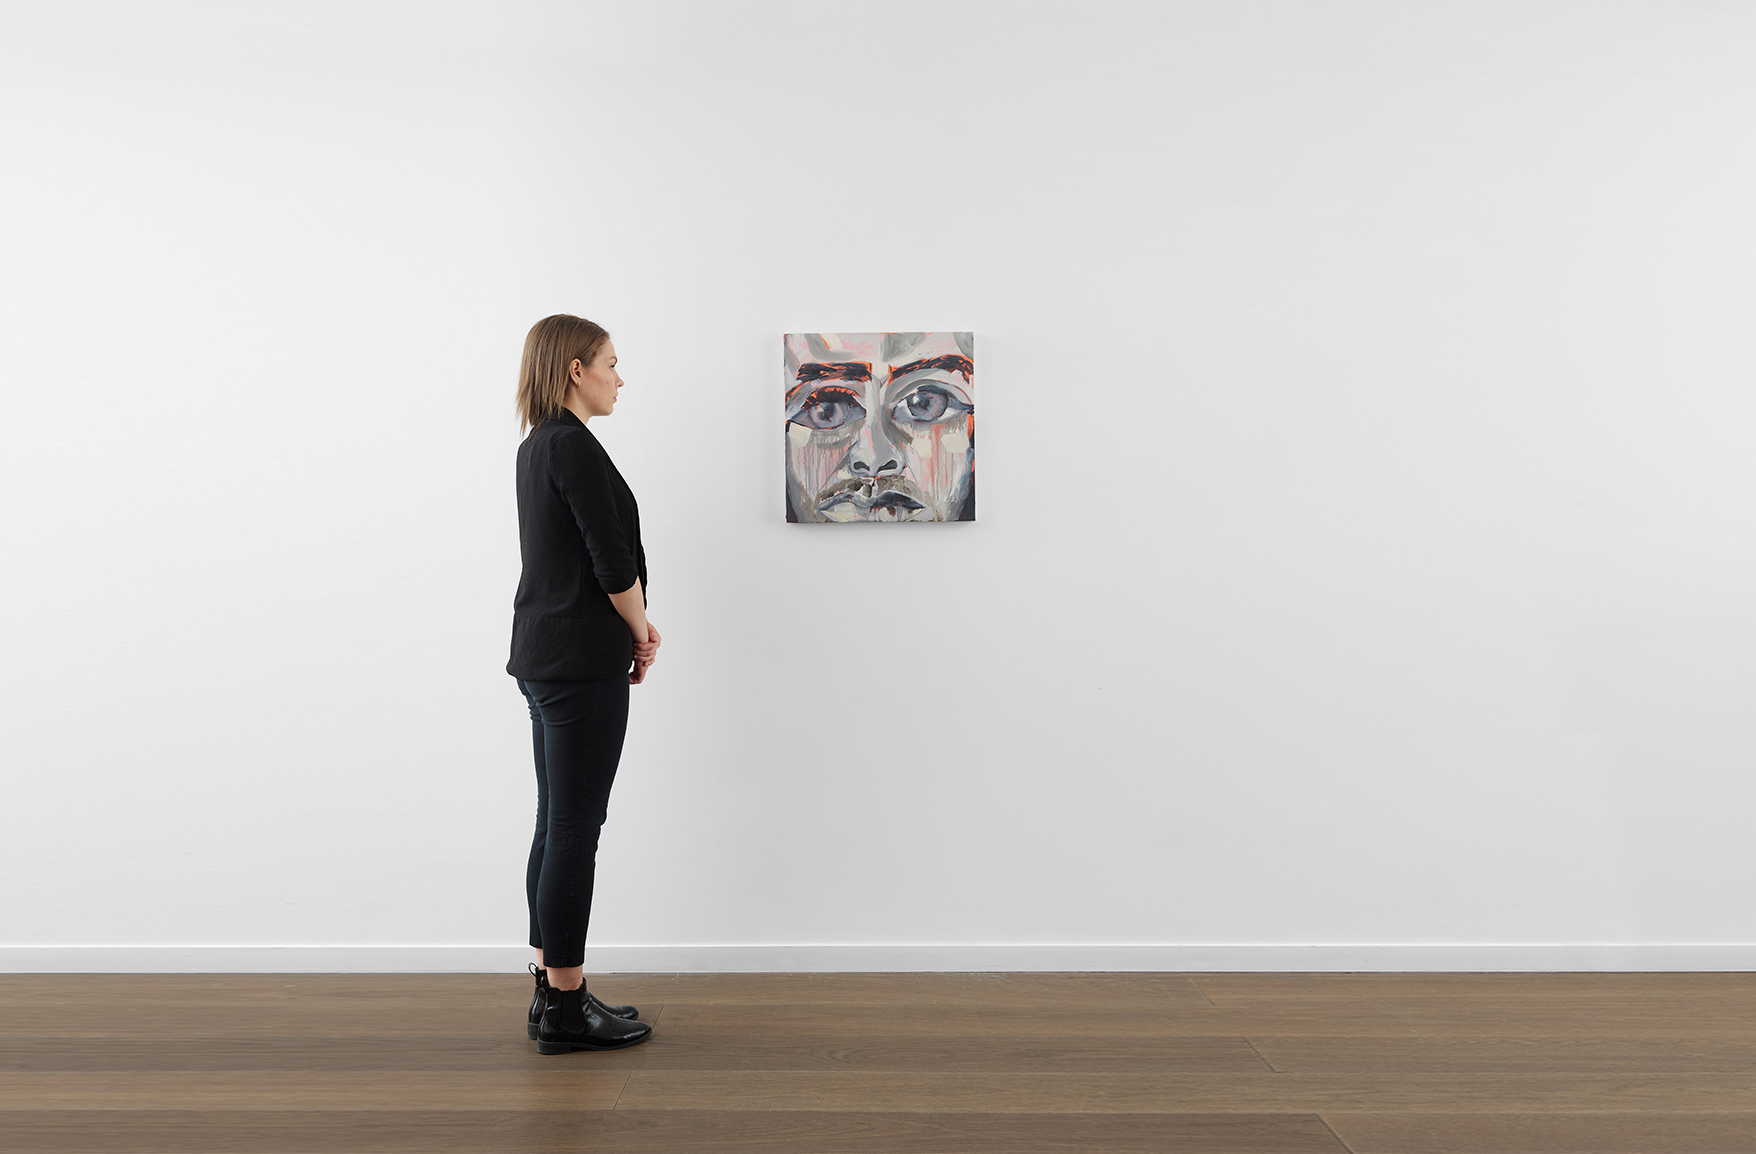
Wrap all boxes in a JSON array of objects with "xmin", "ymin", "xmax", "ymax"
[{"xmin": 6, "ymin": 2, "xmax": 1755, "ymax": 1151}]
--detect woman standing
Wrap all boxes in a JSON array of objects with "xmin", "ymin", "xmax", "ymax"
[{"xmin": 508, "ymin": 315, "xmax": 660, "ymax": 1054}]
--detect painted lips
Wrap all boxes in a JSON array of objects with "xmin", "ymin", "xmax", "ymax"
[{"xmin": 818, "ymin": 490, "xmax": 926, "ymax": 514}]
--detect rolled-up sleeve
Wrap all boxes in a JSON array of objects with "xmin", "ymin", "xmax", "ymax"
[{"xmin": 551, "ymin": 433, "xmax": 640, "ymax": 594}]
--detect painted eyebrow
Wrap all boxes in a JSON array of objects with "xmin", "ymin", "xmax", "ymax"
[
  {"xmin": 789, "ymin": 361, "xmax": 872, "ymax": 405},
  {"xmin": 798, "ymin": 361, "xmax": 873, "ymax": 383},
  {"xmin": 800, "ymin": 384, "xmax": 861, "ymax": 402},
  {"xmin": 888, "ymin": 355, "xmax": 973, "ymax": 383}
]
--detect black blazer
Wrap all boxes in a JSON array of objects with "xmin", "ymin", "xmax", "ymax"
[{"xmin": 507, "ymin": 409, "xmax": 648, "ymax": 681}]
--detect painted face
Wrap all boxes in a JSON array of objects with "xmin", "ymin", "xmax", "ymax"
[{"xmin": 784, "ymin": 332, "xmax": 975, "ymax": 522}]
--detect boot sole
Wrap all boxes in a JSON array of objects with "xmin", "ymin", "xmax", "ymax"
[{"xmin": 536, "ymin": 1031, "xmax": 652, "ymax": 1054}]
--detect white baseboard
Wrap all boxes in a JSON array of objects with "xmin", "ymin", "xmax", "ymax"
[{"xmin": 4, "ymin": 943, "xmax": 1756, "ymax": 973}]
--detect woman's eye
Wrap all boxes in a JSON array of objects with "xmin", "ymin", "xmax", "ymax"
[
  {"xmin": 794, "ymin": 393, "xmax": 865, "ymax": 430},
  {"xmin": 894, "ymin": 387, "xmax": 952, "ymax": 422}
]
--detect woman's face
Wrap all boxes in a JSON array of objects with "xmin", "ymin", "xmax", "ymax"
[{"xmin": 569, "ymin": 341, "xmax": 622, "ymax": 418}]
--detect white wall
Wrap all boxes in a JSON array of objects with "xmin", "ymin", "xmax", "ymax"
[{"xmin": 6, "ymin": 0, "xmax": 1756, "ymax": 971}]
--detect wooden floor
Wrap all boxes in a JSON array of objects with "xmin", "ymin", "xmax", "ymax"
[{"xmin": 4, "ymin": 972, "xmax": 1756, "ymax": 1152}]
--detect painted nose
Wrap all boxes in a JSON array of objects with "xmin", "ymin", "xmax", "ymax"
[{"xmin": 848, "ymin": 420, "xmax": 901, "ymax": 476}]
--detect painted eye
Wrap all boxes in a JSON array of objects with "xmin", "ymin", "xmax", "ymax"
[
  {"xmin": 793, "ymin": 390, "xmax": 865, "ymax": 430},
  {"xmin": 894, "ymin": 387, "xmax": 951, "ymax": 422}
]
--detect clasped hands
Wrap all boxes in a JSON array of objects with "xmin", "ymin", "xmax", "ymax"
[{"xmin": 630, "ymin": 622, "xmax": 662, "ymax": 685}]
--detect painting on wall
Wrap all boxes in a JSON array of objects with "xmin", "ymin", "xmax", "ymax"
[{"xmin": 784, "ymin": 331, "xmax": 975, "ymax": 522}]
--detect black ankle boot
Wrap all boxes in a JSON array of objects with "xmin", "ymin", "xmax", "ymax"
[
  {"xmin": 537, "ymin": 983, "xmax": 653, "ymax": 1054},
  {"xmin": 527, "ymin": 964, "xmax": 639, "ymax": 1038}
]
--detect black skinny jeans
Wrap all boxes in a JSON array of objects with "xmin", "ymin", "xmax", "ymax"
[{"xmin": 518, "ymin": 676, "xmax": 629, "ymax": 969}]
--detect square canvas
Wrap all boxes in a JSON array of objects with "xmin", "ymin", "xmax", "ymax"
[{"xmin": 783, "ymin": 331, "xmax": 975, "ymax": 522}]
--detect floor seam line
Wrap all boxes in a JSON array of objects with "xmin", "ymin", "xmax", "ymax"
[
  {"xmin": 1315, "ymin": 1111, "xmax": 1357, "ymax": 1153},
  {"xmin": 1242, "ymin": 1036, "xmax": 1279, "ymax": 1073}
]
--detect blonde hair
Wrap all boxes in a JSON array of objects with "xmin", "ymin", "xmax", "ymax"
[{"xmin": 516, "ymin": 314, "xmax": 610, "ymax": 433}]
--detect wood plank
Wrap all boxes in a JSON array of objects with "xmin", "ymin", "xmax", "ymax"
[
  {"xmin": 1193, "ymin": 972, "xmax": 1756, "ymax": 1002},
  {"xmin": 1226, "ymin": 992, "xmax": 1756, "ymax": 1014},
  {"xmin": 36, "ymin": 1066, "xmax": 1756, "ymax": 1119},
  {"xmin": 1251, "ymin": 1035, "xmax": 1756, "ymax": 1073},
  {"xmin": 642, "ymin": 1000, "xmax": 1756, "ymax": 1039},
  {"xmin": 19, "ymin": 1065, "xmax": 1756, "ymax": 1118},
  {"xmin": 0, "ymin": 1071, "xmax": 626, "ymax": 1111},
  {"xmin": 639, "ymin": 1003, "xmax": 1418, "ymax": 1040},
  {"xmin": 0, "ymin": 974, "xmax": 559, "ymax": 1002},
  {"xmin": 17, "ymin": 995, "xmax": 1752, "ymax": 1041},
  {"xmin": 0, "ymin": 1004, "xmax": 1232, "ymax": 1041},
  {"xmin": 649, "ymin": 971, "xmax": 1215, "ymax": 1008},
  {"xmin": 1324, "ymin": 1112, "xmax": 1756, "ymax": 1153},
  {"xmin": 0, "ymin": 1109, "xmax": 1350, "ymax": 1154},
  {"xmin": 560, "ymin": 1031, "xmax": 1267, "ymax": 1074},
  {"xmin": 0, "ymin": 1005, "xmax": 628, "ymax": 1038},
  {"xmin": 0, "ymin": 974, "xmax": 662, "ymax": 1014},
  {"xmin": 0, "ymin": 1036, "xmax": 534, "ymax": 1073},
  {"xmin": 0, "ymin": 1033, "xmax": 1271, "ymax": 1074},
  {"xmin": 0, "ymin": 972, "xmax": 1209, "ymax": 1009},
  {"xmin": 613, "ymin": 1071, "xmax": 1756, "ymax": 1114}
]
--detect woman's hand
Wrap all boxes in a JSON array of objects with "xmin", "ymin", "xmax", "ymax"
[
  {"xmin": 630, "ymin": 622, "xmax": 661, "ymax": 684},
  {"xmin": 633, "ymin": 622, "xmax": 661, "ymax": 665}
]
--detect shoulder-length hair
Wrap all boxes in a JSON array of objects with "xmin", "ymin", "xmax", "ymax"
[{"xmin": 516, "ymin": 314, "xmax": 610, "ymax": 433}]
